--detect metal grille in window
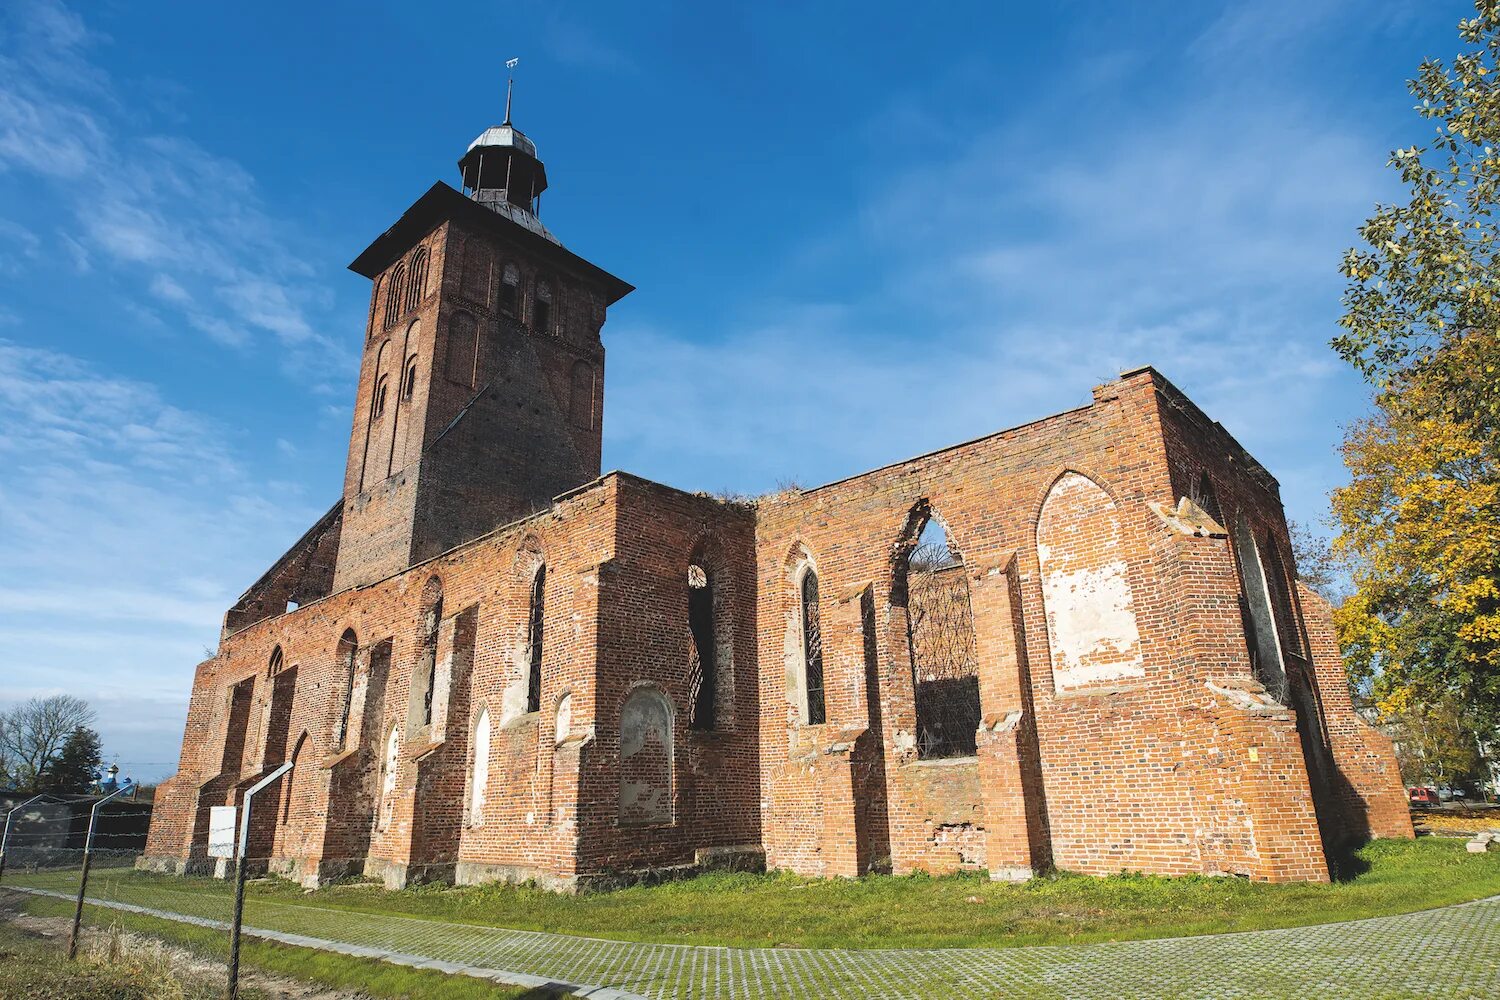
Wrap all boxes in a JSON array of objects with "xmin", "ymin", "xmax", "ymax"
[
  {"xmin": 526, "ymin": 566, "xmax": 546, "ymax": 713},
  {"xmin": 907, "ymin": 540, "xmax": 980, "ymax": 758},
  {"xmin": 802, "ymin": 571, "xmax": 826, "ymax": 724}
]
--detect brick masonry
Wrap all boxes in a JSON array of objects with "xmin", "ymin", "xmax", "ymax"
[{"xmin": 142, "ymin": 122, "xmax": 1409, "ymax": 890}]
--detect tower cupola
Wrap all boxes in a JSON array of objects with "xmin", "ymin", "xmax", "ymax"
[{"xmin": 458, "ymin": 69, "xmax": 553, "ymax": 239}]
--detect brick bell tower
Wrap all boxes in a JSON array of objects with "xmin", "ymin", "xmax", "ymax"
[{"xmin": 332, "ymin": 87, "xmax": 633, "ymax": 591}]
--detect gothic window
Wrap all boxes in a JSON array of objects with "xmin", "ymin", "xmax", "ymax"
[
  {"xmin": 1193, "ymin": 471, "xmax": 1223, "ymax": 523},
  {"xmin": 383, "ymin": 262, "xmax": 406, "ymax": 328},
  {"xmin": 688, "ymin": 564, "xmax": 716, "ymax": 731},
  {"xmin": 445, "ymin": 311, "xmax": 478, "ymax": 386},
  {"xmin": 569, "ymin": 360, "xmax": 595, "ymax": 429},
  {"xmin": 373, "ymin": 375, "xmax": 389, "ymax": 419},
  {"xmin": 405, "ymin": 247, "xmax": 429, "ymax": 315},
  {"xmin": 1232, "ymin": 520, "xmax": 1288, "ymax": 700},
  {"xmin": 268, "ymin": 645, "xmax": 284, "ymax": 675},
  {"xmin": 500, "ymin": 263, "xmax": 520, "ymax": 315},
  {"xmin": 334, "ymin": 629, "xmax": 357, "ymax": 749},
  {"xmin": 800, "ymin": 568, "xmax": 827, "ymax": 725},
  {"xmin": 1261, "ymin": 531, "xmax": 1303, "ymax": 659},
  {"xmin": 898, "ymin": 510, "xmax": 980, "ymax": 759},
  {"xmin": 1037, "ymin": 472, "xmax": 1146, "ymax": 693},
  {"xmin": 526, "ymin": 565, "xmax": 546, "ymax": 714},
  {"xmin": 534, "ymin": 279, "xmax": 553, "ymax": 334},
  {"xmin": 468, "ymin": 706, "xmax": 490, "ymax": 823},
  {"xmin": 401, "ymin": 355, "xmax": 418, "ymax": 402}
]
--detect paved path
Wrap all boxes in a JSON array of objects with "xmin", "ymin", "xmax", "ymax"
[{"xmin": 5, "ymin": 880, "xmax": 1499, "ymax": 999}]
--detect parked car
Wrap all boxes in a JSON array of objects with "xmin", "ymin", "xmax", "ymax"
[{"xmin": 1409, "ymin": 786, "xmax": 1440, "ymax": 808}]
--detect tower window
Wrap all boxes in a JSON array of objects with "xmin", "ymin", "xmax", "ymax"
[
  {"xmin": 500, "ymin": 263, "xmax": 520, "ymax": 315},
  {"xmin": 405, "ymin": 247, "xmax": 429, "ymax": 315},
  {"xmin": 534, "ymin": 279, "xmax": 553, "ymax": 334},
  {"xmin": 373, "ymin": 375, "xmax": 389, "ymax": 418},
  {"xmin": 526, "ymin": 565, "xmax": 546, "ymax": 714},
  {"xmin": 402, "ymin": 355, "xmax": 418, "ymax": 401},
  {"xmin": 383, "ymin": 263, "xmax": 406, "ymax": 328},
  {"xmin": 800, "ymin": 569, "xmax": 826, "ymax": 725}
]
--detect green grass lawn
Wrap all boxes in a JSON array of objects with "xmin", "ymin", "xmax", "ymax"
[{"xmin": 7, "ymin": 837, "xmax": 1500, "ymax": 952}]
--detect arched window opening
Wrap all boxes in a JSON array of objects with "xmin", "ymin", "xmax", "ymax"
[
  {"xmin": 1232, "ymin": 520, "xmax": 1288, "ymax": 700},
  {"xmin": 335, "ymin": 629, "xmax": 358, "ymax": 749},
  {"xmin": 1192, "ymin": 471, "xmax": 1224, "ymax": 524},
  {"xmin": 899, "ymin": 512, "xmax": 980, "ymax": 759},
  {"xmin": 445, "ymin": 311, "xmax": 478, "ymax": 386},
  {"xmin": 469, "ymin": 706, "xmax": 490, "ymax": 823},
  {"xmin": 568, "ymin": 360, "xmax": 595, "ymax": 429},
  {"xmin": 1261, "ymin": 533, "xmax": 1303, "ymax": 659},
  {"xmin": 500, "ymin": 263, "xmax": 520, "ymax": 315},
  {"xmin": 534, "ymin": 279, "xmax": 553, "ymax": 334},
  {"xmin": 688, "ymin": 564, "xmax": 716, "ymax": 731},
  {"xmin": 555, "ymin": 691, "xmax": 573, "ymax": 743},
  {"xmin": 1037, "ymin": 472, "xmax": 1146, "ymax": 693},
  {"xmin": 800, "ymin": 568, "xmax": 827, "ymax": 725},
  {"xmin": 401, "ymin": 355, "xmax": 418, "ymax": 402},
  {"xmin": 373, "ymin": 375, "xmax": 389, "ymax": 419},
  {"xmin": 526, "ymin": 565, "xmax": 546, "ymax": 714},
  {"xmin": 416, "ymin": 577, "xmax": 443, "ymax": 728},
  {"xmin": 405, "ymin": 247, "xmax": 429, "ymax": 315},
  {"xmin": 268, "ymin": 646, "xmax": 284, "ymax": 676},
  {"xmin": 383, "ymin": 262, "xmax": 406, "ymax": 328},
  {"xmin": 619, "ymin": 688, "xmax": 673, "ymax": 825},
  {"xmin": 379, "ymin": 725, "xmax": 400, "ymax": 830}
]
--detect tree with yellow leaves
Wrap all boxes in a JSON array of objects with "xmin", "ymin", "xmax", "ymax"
[{"xmin": 1333, "ymin": 3, "xmax": 1500, "ymax": 763}]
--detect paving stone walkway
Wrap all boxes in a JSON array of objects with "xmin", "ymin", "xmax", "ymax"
[{"xmin": 5, "ymin": 881, "xmax": 1499, "ymax": 999}]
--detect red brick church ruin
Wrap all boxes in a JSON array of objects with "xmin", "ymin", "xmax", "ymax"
[{"xmin": 142, "ymin": 104, "xmax": 1411, "ymax": 890}]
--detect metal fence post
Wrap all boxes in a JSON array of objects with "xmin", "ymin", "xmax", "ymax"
[
  {"xmin": 0, "ymin": 794, "xmax": 54, "ymax": 886},
  {"xmin": 68, "ymin": 782, "xmax": 132, "ymax": 960},
  {"xmin": 228, "ymin": 761, "xmax": 292, "ymax": 1000}
]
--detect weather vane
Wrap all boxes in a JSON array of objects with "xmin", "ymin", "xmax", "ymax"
[{"xmin": 504, "ymin": 57, "xmax": 519, "ymax": 125}]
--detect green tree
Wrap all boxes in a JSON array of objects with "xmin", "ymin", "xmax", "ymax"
[
  {"xmin": 0, "ymin": 695, "xmax": 95, "ymax": 793},
  {"xmin": 39, "ymin": 727, "xmax": 102, "ymax": 795},
  {"xmin": 1332, "ymin": 2, "xmax": 1500, "ymax": 742}
]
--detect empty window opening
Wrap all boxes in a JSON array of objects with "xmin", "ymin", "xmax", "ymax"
[
  {"xmin": 469, "ymin": 705, "xmax": 490, "ymax": 822},
  {"xmin": 401, "ymin": 355, "xmax": 418, "ymax": 401},
  {"xmin": 800, "ymin": 568, "xmax": 827, "ymax": 725},
  {"xmin": 899, "ymin": 513, "xmax": 981, "ymax": 759},
  {"xmin": 526, "ymin": 565, "xmax": 546, "ymax": 714},
  {"xmin": 500, "ymin": 263, "xmax": 520, "ymax": 315},
  {"xmin": 1232, "ymin": 520, "xmax": 1288, "ymax": 701},
  {"xmin": 534, "ymin": 279, "xmax": 553, "ymax": 334},
  {"xmin": 268, "ymin": 645, "xmax": 284, "ymax": 676},
  {"xmin": 335, "ymin": 629, "xmax": 358, "ymax": 749},
  {"xmin": 688, "ymin": 564, "xmax": 716, "ymax": 731},
  {"xmin": 1193, "ymin": 471, "xmax": 1223, "ymax": 524}
]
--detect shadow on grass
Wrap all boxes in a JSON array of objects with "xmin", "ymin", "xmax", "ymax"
[{"xmin": 1326, "ymin": 841, "xmax": 1374, "ymax": 883}]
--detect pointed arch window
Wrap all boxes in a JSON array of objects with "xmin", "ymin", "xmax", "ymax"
[
  {"xmin": 405, "ymin": 247, "xmax": 429, "ymax": 315},
  {"xmin": 688, "ymin": 564, "xmax": 716, "ymax": 731},
  {"xmin": 900, "ymin": 513, "xmax": 980, "ymax": 759},
  {"xmin": 800, "ymin": 569, "xmax": 827, "ymax": 725},
  {"xmin": 401, "ymin": 354, "xmax": 418, "ymax": 402},
  {"xmin": 268, "ymin": 645, "xmax": 284, "ymax": 675},
  {"xmin": 373, "ymin": 374, "xmax": 390, "ymax": 419},
  {"xmin": 526, "ymin": 565, "xmax": 546, "ymax": 714},
  {"xmin": 335, "ymin": 629, "xmax": 358, "ymax": 749},
  {"xmin": 417, "ymin": 578, "xmax": 443, "ymax": 728},
  {"xmin": 500, "ymin": 263, "xmax": 520, "ymax": 315},
  {"xmin": 383, "ymin": 262, "xmax": 406, "ymax": 328}
]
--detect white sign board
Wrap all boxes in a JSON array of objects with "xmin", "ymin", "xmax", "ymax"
[{"xmin": 208, "ymin": 805, "xmax": 237, "ymax": 859}]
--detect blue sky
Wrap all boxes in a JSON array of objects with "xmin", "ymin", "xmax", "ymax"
[{"xmin": 0, "ymin": 0, "xmax": 1465, "ymax": 782}]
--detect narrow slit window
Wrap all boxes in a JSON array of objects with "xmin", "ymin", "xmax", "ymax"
[
  {"xmin": 534, "ymin": 279, "xmax": 553, "ymax": 335},
  {"xmin": 402, "ymin": 355, "xmax": 418, "ymax": 401},
  {"xmin": 500, "ymin": 263, "xmax": 520, "ymax": 315},
  {"xmin": 801, "ymin": 570, "xmax": 826, "ymax": 724},
  {"xmin": 373, "ymin": 375, "xmax": 389, "ymax": 419},
  {"xmin": 335, "ymin": 629, "xmax": 357, "ymax": 749},
  {"xmin": 688, "ymin": 564, "xmax": 716, "ymax": 731},
  {"xmin": 526, "ymin": 565, "xmax": 546, "ymax": 713}
]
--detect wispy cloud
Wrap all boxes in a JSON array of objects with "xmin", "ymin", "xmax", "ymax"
[{"xmin": 0, "ymin": 0, "xmax": 347, "ymax": 377}]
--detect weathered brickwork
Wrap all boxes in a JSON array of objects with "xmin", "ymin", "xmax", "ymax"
[{"xmin": 144, "ymin": 119, "xmax": 1408, "ymax": 891}]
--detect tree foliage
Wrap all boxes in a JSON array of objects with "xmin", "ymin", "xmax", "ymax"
[
  {"xmin": 38, "ymin": 726, "xmax": 102, "ymax": 795},
  {"xmin": 1331, "ymin": 3, "xmax": 1500, "ymax": 748},
  {"xmin": 0, "ymin": 695, "xmax": 96, "ymax": 793}
]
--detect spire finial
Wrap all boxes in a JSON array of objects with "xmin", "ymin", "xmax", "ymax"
[{"xmin": 503, "ymin": 57, "xmax": 519, "ymax": 125}]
